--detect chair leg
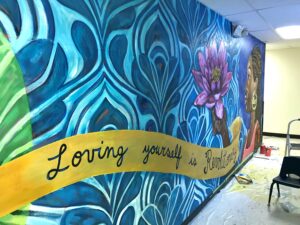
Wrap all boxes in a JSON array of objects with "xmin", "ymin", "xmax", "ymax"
[
  {"xmin": 276, "ymin": 183, "xmax": 280, "ymax": 197},
  {"xmin": 268, "ymin": 182, "xmax": 275, "ymax": 206}
]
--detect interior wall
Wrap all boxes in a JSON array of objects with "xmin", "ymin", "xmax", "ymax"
[
  {"xmin": 0, "ymin": 1, "xmax": 265, "ymax": 224},
  {"xmin": 264, "ymin": 48, "xmax": 300, "ymax": 135}
]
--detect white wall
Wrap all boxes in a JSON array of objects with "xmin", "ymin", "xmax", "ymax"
[{"xmin": 264, "ymin": 48, "xmax": 300, "ymax": 135}]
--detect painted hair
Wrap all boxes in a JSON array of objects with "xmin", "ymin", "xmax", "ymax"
[
  {"xmin": 251, "ymin": 46, "xmax": 261, "ymax": 82},
  {"xmin": 250, "ymin": 46, "xmax": 262, "ymax": 138}
]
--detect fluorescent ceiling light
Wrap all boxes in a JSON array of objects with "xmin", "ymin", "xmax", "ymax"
[{"xmin": 275, "ymin": 26, "xmax": 300, "ymax": 40}]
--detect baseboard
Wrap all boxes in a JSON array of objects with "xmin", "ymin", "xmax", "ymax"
[
  {"xmin": 263, "ymin": 132, "xmax": 300, "ymax": 139},
  {"xmin": 182, "ymin": 153, "xmax": 253, "ymax": 225}
]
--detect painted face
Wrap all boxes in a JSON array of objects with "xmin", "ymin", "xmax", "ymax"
[{"xmin": 245, "ymin": 57, "xmax": 257, "ymax": 112}]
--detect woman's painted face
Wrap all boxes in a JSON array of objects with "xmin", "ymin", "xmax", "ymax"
[{"xmin": 245, "ymin": 57, "xmax": 257, "ymax": 112}]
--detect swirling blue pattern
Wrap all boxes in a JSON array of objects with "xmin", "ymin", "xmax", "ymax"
[{"xmin": 0, "ymin": 0, "xmax": 265, "ymax": 224}]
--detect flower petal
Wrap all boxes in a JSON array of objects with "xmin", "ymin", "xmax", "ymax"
[
  {"xmin": 205, "ymin": 68, "xmax": 209, "ymax": 79},
  {"xmin": 215, "ymin": 99, "xmax": 224, "ymax": 119},
  {"xmin": 194, "ymin": 92, "xmax": 208, "ymax": 106},
  {"xmin": 221, "ymin": 72, "xmax": 232, "ymax": 96},
  {"xmin": 217, "ymin": 81, "xmax": 221, "ymax": 90},
  {"xmin": 221, "ymin": 83, "xmax": 230, "ymax": 96},
  {"xmin": 192, "ymin": 69, "xmax": 204, "ymax": 89},
  {"xmin": 211, "ymin": 81, "xmax": 217, "ymax": 91},
  {"xmin": 202, "ymin": 76, "xmax": 211, "ymax": 92},
  {"xmin": 198, "ymin": 52, "xmax": 206, "ymax": 74},
  {"xmin": 206, "ymin": 95, "xmax": 216, "ymax": 108},
  {"xmin": 222, "ymin": 63, "xmax": 228, "ymax": 77},
  {"xmin": 206, "ymin": 46, "xmax": 210, "ymax": 60},
  {"xmin": 218, "ymin": 42, "xmax": 226, "ymax": 64},
  {"xmin": 211, "ymin": 41, "xmax": 217, "ymax": 58},
  {"xmin": 224, "ymin": 72, "xmax": 232, "ymax": 85},
  {"xmin": 214, "ymin": 93, "xmax": 221, "ymax": 101},
  {"xmin": 206, "ymin": 102, "xmax": 215, "ymax": 108}
]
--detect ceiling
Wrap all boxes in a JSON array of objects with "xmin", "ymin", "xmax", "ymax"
[{"xmin": 198, "ymin": 0, "xmax": 300, "ymax": 50}]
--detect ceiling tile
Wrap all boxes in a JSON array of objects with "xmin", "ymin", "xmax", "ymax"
[
  {"xmin": 250, "ymin": 30, "xmax": 281, "ymax": 42},
  {"xmin": 199, "ymin": 0, "xmax": 300, "ymax": 44},
  {"xmin": 226, "ymin": 12, "xmax": 269, "ymax": 31},
  {"xmin": 198, "ymin": 0, "xmax": 252, "ymax": 16},
  {"xmin": 247, "ymin": 0, "xmax": 300, "ymax": 10},
  {"xmin": 259, "ymin": 4, "xmax": 300, "ymax": 28}
]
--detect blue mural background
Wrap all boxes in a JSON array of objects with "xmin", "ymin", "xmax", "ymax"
[{"xmin": 0, "ymin": 0, "xmax": 265, "ymax": 224}]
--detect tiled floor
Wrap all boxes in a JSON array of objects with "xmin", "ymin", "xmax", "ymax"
[{"xmin": 189, "ymin": 136, "xmax": 300, "ymax": 225}]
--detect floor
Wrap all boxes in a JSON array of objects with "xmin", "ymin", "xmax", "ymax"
[{"xmin": 189, "ymin": 136, "xmax": 300, "ymax": 225}]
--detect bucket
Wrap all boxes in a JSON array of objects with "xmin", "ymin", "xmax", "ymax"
[
  {"xmin": 260, "ymin": 145, "xmax": 266, "ymax": 154},
  {"xmin": 265, "ymin": 147, "xmax": 272, "ymax": 157}
]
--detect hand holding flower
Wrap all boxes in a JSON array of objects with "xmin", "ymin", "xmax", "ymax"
[{"xmin": 192, "ymin": 42, "xmax": 232, "ymax": 147}]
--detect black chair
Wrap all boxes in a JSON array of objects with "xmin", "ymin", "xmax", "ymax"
[{"xmin": 268, "ymin": 156, "xmax": 300, "ymax": 206}]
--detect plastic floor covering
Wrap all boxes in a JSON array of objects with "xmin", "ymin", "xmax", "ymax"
[{"xmin": 189, "ymin": 136, "xmax": 300, "ymax": 225}]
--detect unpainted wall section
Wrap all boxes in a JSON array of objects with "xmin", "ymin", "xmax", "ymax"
[{"xmin": 264, "ymin": 48, "xmax": 300, "ymax": 135}]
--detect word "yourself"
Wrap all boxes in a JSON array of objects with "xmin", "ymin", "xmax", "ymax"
[{"xmin": 142, "ymin": 144, "xmax": 182, "ymax": 169}]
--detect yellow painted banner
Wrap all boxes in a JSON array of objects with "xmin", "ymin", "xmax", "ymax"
[{"xmin": 0, "ymin": 117, "xmax": 241, "ymax": 217}]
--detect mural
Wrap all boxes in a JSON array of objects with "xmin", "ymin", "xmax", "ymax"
[
  {"xmin": 192, "ymin": 41, "xmax": 233, "ymax": 147},
  {"xmin": 0, "ymin": 0, "xmax": 264, "ymax": 224},
  {"xmin": 242, "ymin": 46, "xmax": 263, "ymax": 160}
]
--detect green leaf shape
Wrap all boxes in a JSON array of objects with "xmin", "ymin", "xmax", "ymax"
[
  {"xmin": 0, "ymin": 205, "xmax": 30, "ymax": 225},
  {"xmin": 0, "ymin": 32, "xmax": 33, "ymax": 164},
  {"xmin": 0, "ymin": 32, "xmax": 33, "ymax": 223}
]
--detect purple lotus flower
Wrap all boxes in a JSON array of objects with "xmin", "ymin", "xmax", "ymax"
[{"xmin": 192, "ymin": 41, "xmax": 232, "ymax": 119}]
